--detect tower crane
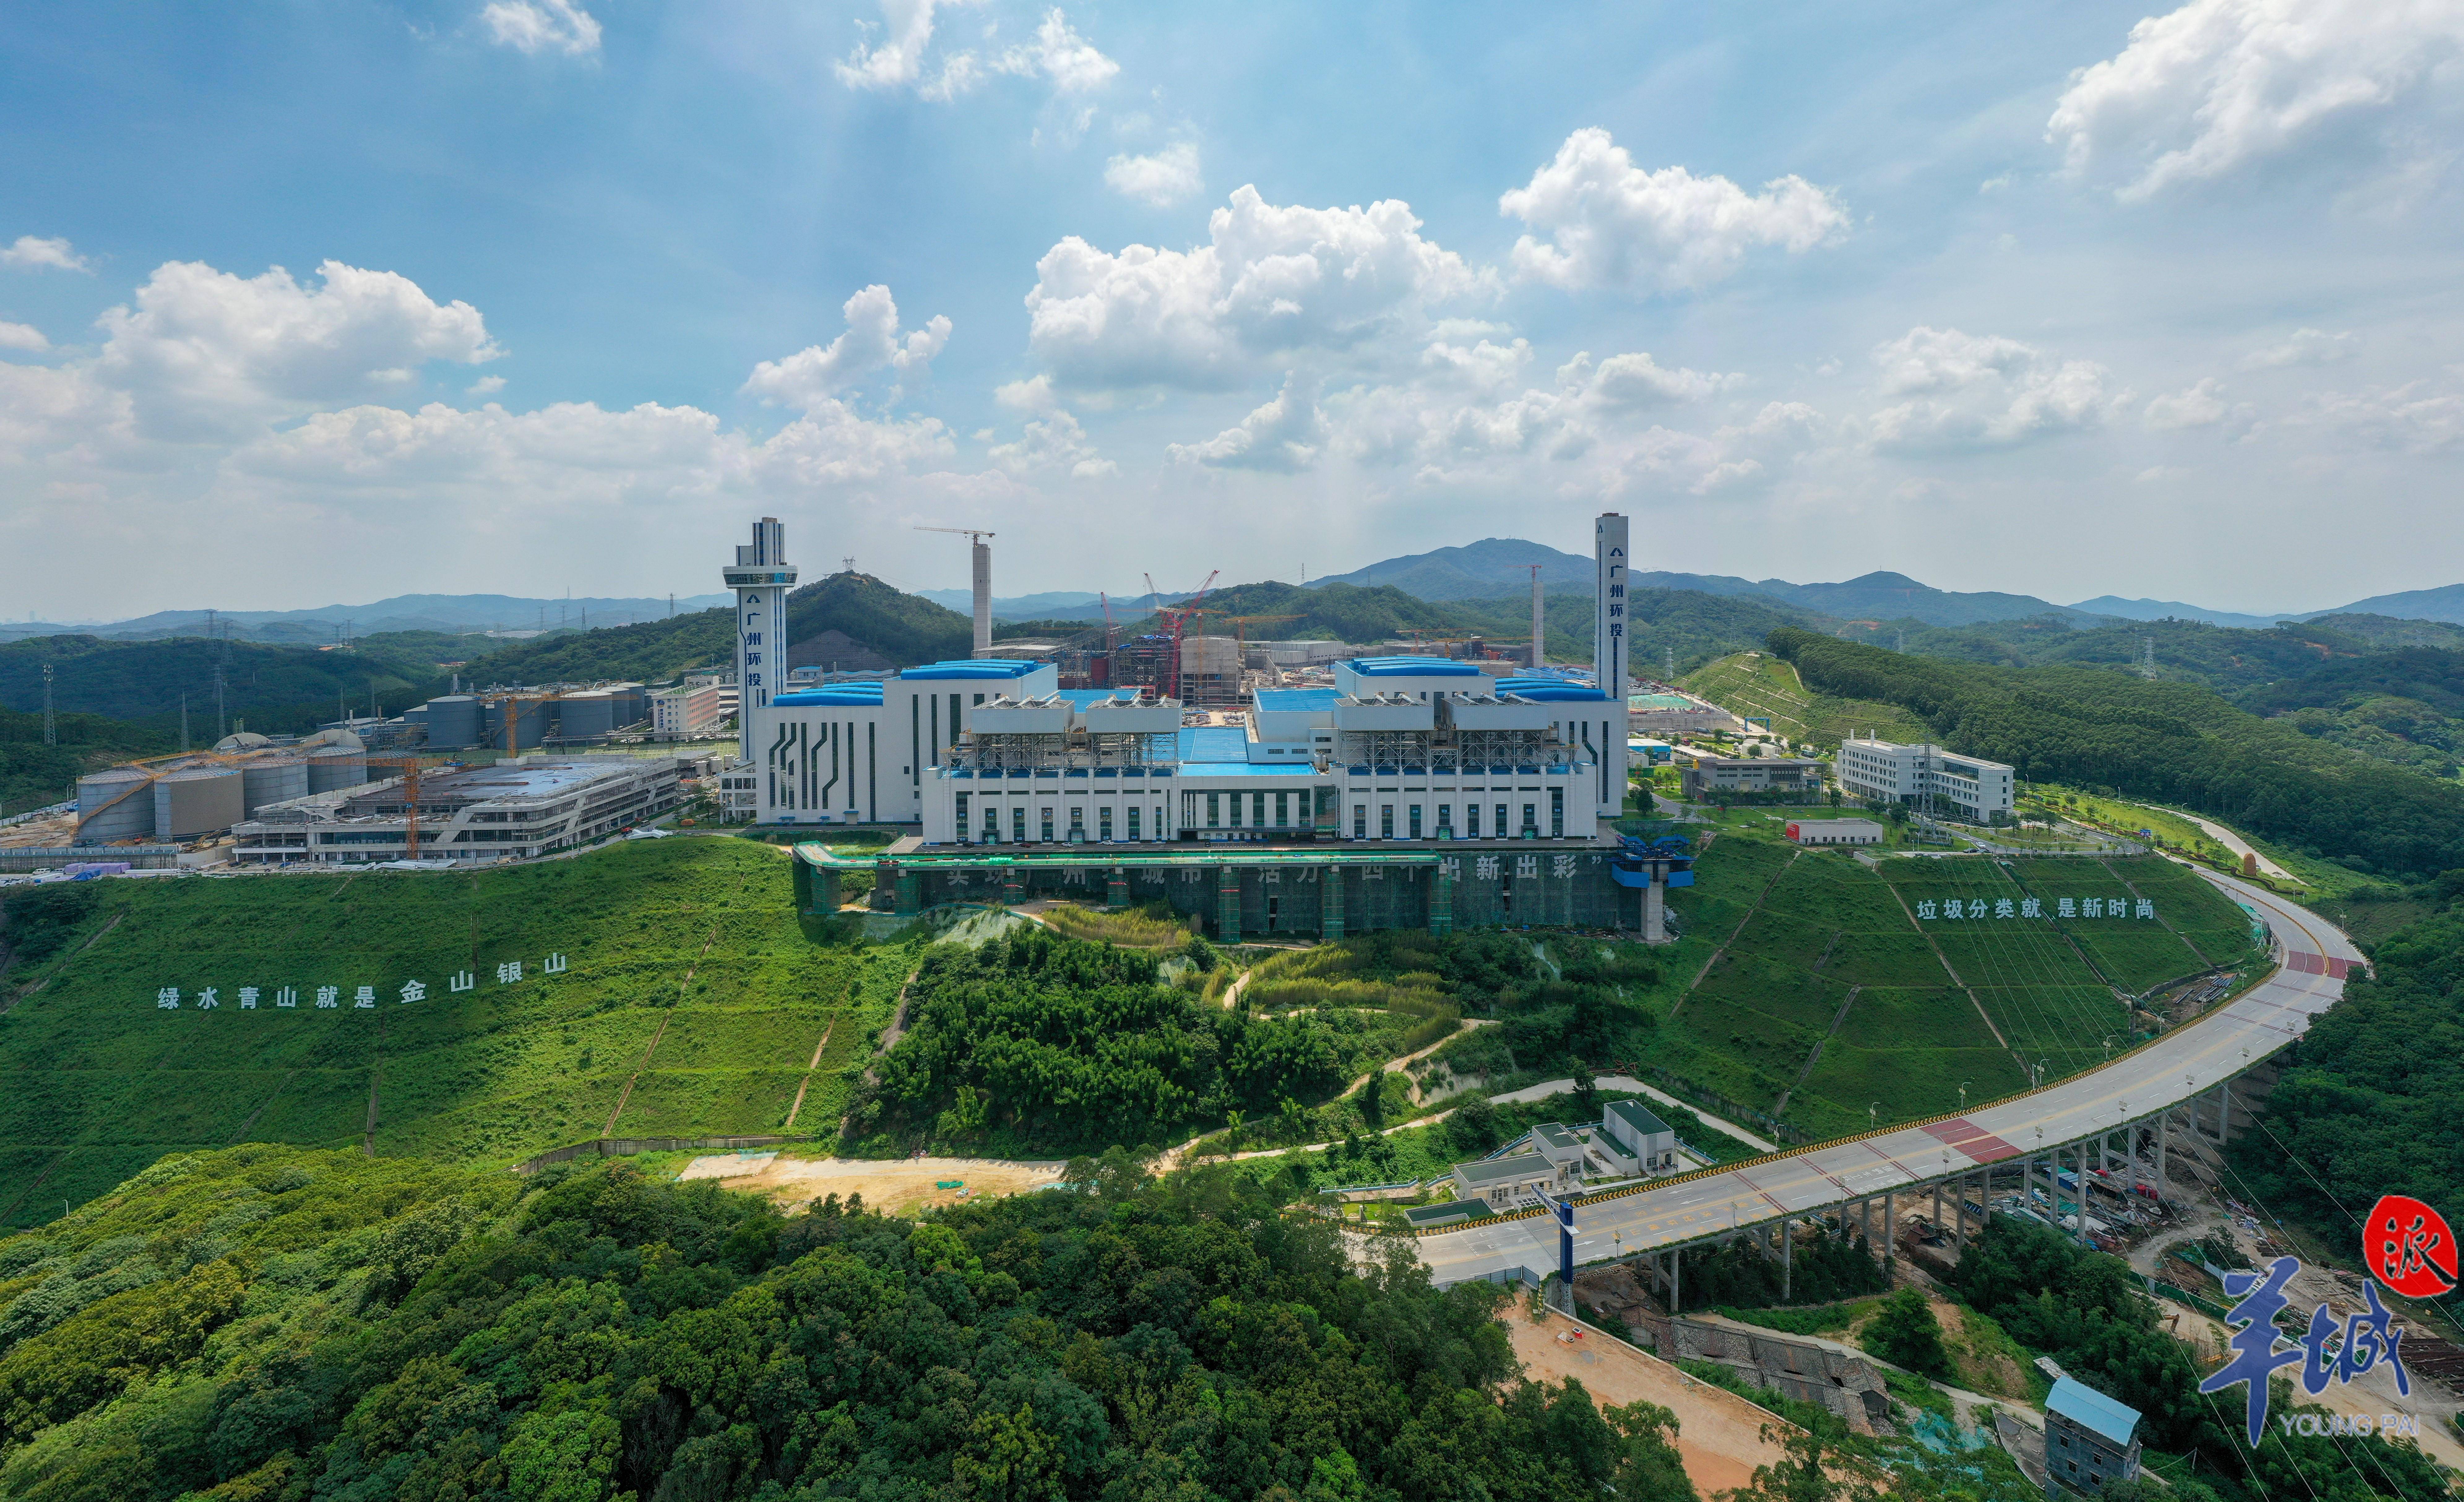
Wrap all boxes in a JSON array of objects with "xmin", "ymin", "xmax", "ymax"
[{"xmin": 1141, "ymin": 571, "xmax": 1219, "ymax": 701}]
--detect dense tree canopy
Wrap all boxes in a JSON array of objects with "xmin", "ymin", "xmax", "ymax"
[{"xmin": 0, "ymin": 1145, "xmax": 1701, "ymax": 1502}]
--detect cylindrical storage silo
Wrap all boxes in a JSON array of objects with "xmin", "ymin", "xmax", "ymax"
[
  {"xmin": 76, "ymin": 767, "xmax": 158, "ymax": 843},
  {"xmin": 425, "ymin": 695, "xmax": 482, "ymax": 748},
  {"xmin": 308, "ymin": 747, "xmax": 368, "ymax": 793},
  {"xmin": 502, "ymin": 699, "xmax": 546, "ymax": 749},
  {"xmin": 153, "ymin": 767, "xmax": 244, "ymax": 839},
  {"xmin": 556, "ymin": 691, "xmax": 616, "ymax": 742},
  {"xmin": 240, "ymin": 757, "xmax": 309, "ymax": 815}
]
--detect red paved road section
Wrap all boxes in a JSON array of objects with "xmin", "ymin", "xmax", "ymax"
[
  {"xmin": 2283, "ymin": 951, "xmax": 2355, "ymax": 980},
  {"xmin": 1919, "ymin": 1117, "xmax": 2021, "ymax": 1164}
]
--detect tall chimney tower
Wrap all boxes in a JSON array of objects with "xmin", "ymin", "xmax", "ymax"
[
  {"xmin": 971, "ymin": 536, "xmax": 993, "ymax": 656},
  {"xmin": 724, "ymin": 517, "xmax": 796, "ymax": 763},
  {"xmin": 1594, "ymin": 512, "xmax": 1631, "ymax": 820}
]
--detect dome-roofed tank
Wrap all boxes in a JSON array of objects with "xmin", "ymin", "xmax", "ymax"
[
  {"xmin": 76, "ymin": 766, "xmax": 157, "ymax": 843},
  {"xmin": 213, "ymin": 732, "xmax": 271, "ymax": 754},
  {"xmin": 154, "ymin": 766, "xmax": 244, "ymax": 839},
  {"xmin": 556, "ymin": 691, "xmax": 617, "ymax": 742}
]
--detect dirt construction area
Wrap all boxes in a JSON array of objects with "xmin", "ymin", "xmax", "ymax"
[
  {"xmin": 1508, "ymin": 1308, "xmax": 1792, "ymax": 1497},
  {"xmin": 677, "ymin": 1152, "xmax": 1068, "ymax": 1215}
]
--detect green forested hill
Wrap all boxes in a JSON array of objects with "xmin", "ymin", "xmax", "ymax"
[
  {"xmin": 0, "ymin": 635, "xmax": 445, "ymax": 732},
  {"xmin": 1770, "ymin": 628, "xmax": 2464, "ymax": 877},
  {"xmin": 0, "ymin": 705, "xmax": 169, "ymax": 816},
  {"xmin": 0, "ymin": 839, "xmax": 903, "ymax": 1228},
  {"xmin": 0, "ymin": 1145, "xmax": 1701, "ymax": 1502}
]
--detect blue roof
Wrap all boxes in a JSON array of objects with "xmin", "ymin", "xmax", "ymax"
[
  {"xmin": 1177, "ymin": 726, "xmax": 1250, "ymax": 761},
  {"xmin": 2047, "ymin": 1378, "xmax": 2141, "ymax": 1447},
  {"xmin": 774, "ymin": 683, "xmax": 884, "ymax": 706},
  {"xmin": 900, "ymin": 659, "xmax": 1047, "ymax": 680},
  {"xmin": 1179, "ymin": 762, "xmax": 1319, "ymax": 777},
  {"xmin": 1255, "ymin": 688, "xmax": 1341, "ymax": 712},
  {"xmin": 1491, "ymin": 678, "xmax": 1614, "ymax": 702},
  {"xmin": 1343, "ymin": 656, "xmax": 1485, "ymax": 677}
]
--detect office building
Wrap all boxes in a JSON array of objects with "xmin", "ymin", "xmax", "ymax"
[{"xmin": 1835, "ymin": 738, "xmax": 2016, "ymax": 823}]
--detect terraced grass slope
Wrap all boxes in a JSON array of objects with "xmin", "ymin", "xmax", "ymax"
[
  {"xmin": 1680, "ymin": 649, "xmax": 1932, "ymax": 750},
  {"xmin": 0, "ymin": 839, "xmax": 905, "ymax": 1228},
  {"xmin": 1658, "ymin": 840, "xmax": 2262, "ymax": 1138}
]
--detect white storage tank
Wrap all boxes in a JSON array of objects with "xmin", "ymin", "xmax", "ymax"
[
  {"xmin": 76, "ymin": 766, "xmax": 158, "ymax": 843},
  {"xmin": 307, "ymin": 747, "xmax": 368, "ymax": 793},
  {"xmin": 154, "ymin": 766, "xmax": 244, "ymax": 839},
  {"xmin": 239, "ymin": 757, "xmax": 310, "ymax": 815}
]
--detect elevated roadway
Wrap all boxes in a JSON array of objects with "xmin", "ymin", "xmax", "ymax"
[{"xmin": 1417, "ymin": 870, "xmax": 2363, "ymax": 1287}]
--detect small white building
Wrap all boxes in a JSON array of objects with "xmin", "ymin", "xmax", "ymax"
[
  {"xmin": 1603, "ymin": 1099, "xmax": 1679, "ymax": 1171},
  {"xmin": 1452, "ymin": 1152, "xmax": 1574, "ymax": 1209},
  {"xmin": 1835, "ymin": 738, "xmax": 2015, "ymax": 824},
  {"xmin": 1786, "ymin": 817, "xmax": 1884, "ymax": 847}
]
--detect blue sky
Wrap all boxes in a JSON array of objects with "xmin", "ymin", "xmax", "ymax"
[{"xmin": 3, "ymin": 0, "xmax": 2460, "ymax": 619}]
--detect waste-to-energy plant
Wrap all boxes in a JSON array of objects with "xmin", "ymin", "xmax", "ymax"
[{"xmin": 746, "ymin": 512, "xmax": 1688, "ymax": 940}]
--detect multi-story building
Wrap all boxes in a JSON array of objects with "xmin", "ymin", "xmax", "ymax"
[
  {"xmin": 231, "ymin": 757, "xmax": 683, "ymax": 864},
  {"xmin": 649, "ymin": 680, "xmax": 727, "ymax": 738},
  {"xmin": 1835, "ymin": 738, "xmax": 2016, "ymax": 823},
  {"xmin": 2043, "ymin": 1377, "xmax": 2142, "ymax": 1497}
]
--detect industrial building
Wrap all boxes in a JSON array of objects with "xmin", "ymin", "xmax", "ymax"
[
  {"xmin": 1785, "ymin": 817, "xmax": 1884, "ymax": 846},
  {"xmin": 231, "ymin": 756, "xmax": 683, "ymax": 864},
  {"xmin": 725, "ymin": 516, "xmax": 796, "ymax": 762},
  {"xmin": 73, "ymin": 729, "xmax": 374, "ymax": 846},
  {"xmin": 1628, "ymin": 689, "xmax": 1737, "ymax": 736},
  {"xmin": 1677, "ymin": 755, "xmax": 1826, "ymax": 801},
  {"xmin": 1835, "ymin": 737, "xmax": 2016, "ymax": 823}
]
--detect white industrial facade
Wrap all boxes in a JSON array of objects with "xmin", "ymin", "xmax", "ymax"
[
  {"xmin": 1835, "ymin": 738, "xmax": 2016, "ymax": 822},
  {"xmin": 233, "ymin": 758, "xmax": 683, "ymax": 864},
  {"xmin": 740, "ymin": 511, "xmax": 1634, "ymax": 843}
]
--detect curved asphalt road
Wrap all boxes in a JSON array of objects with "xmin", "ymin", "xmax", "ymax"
[{"xmin": 1416, "ymin": 869, "xmax": 2364, "ymax": 1286}]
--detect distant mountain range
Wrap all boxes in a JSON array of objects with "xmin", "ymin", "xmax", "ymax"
[
  {"xmin": 1301, "ymin": 538, "xmax": 2464, "ymax": 631},
  {"xmin": 0, "ymin": 592, "xmax": 738, "ymax": 645}
]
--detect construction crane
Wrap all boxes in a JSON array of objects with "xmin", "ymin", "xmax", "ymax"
[
  {"xmin": 1141, "ymin": 570, "xmax": 1219, "ymax": 701},
  {"xmin": 915, "ymin": 525, "xmax": 996, "ymax": 655},
  {"xmin": 362, "ymin": 756, "xmax": 434, "ymax": 861},
  {"xmin": 1215, "ymin": 613, "xmax": 1299, "ymax": 648}
]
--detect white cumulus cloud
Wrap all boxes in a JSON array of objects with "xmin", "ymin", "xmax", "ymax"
[
  {"xmin": 1025, "ymin": 186, "xmax": 1489, "ymax": 394},
  {"xmin": 2144, "ymin": 377, "xmax": 2238, "ymax": 428},
  {"xmin": 1105, "ymin": 142, "xmax": 1203, "ymax": 206},
  {"xmin": 91, "ymin": 259, "xmax": 500, "ymax": 442},
  {"xmin": 0, "ymin": 322, "xmax": 49, "ymax": 352},
  {"xmin": 2304, "ymin": 381, "xmax": 2464, "ymax": 453},
  {"xmin": 1168, "ymin": 375, "xmax": 1327, "ymax": 472},
  {"xmin": 1499, "ymin": 127, "xmax": 1850, "ymax": 292},
  {"xmin": 2, "ymin": 235, "xmax": 89, "ymax": 272},
  {"xmin": 989, "ymin": 407, "xmax": 1115, "ymax": 478},
  {"xmin": 839, "ymin": 3, "xmax": 1116, "ymax": 101},
  {"xmin": 740, "ymin": 285, "xmax": 951, "ymax": 411},
  {"xmin": 481, "ymin": 0, "xmax": 601, "ymax": 56},
  {"xmin": 1867, "ymin": 326, "xmax": 2126, "ymax": 452},
  {"xmin": 2243, "ymin": 326, "xmax": 2360, "ymax": 368},
  {"xmin": 2048, "ymin": 0, "xmax": 2464, "ymax": 200}
]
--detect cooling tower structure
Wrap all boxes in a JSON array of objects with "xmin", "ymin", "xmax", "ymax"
[
  {"xmin": 76, "ymin": 766, "xmax": 158, "ymax": 843},
  {"xmin": 153, "ymin": 766, "xmax": 244, "ymax": 839},
  {"xmin": 239, "ymin": 757, "xmax": 309, "ymax": 816},
  {"xmin": 307, "ymin": 746, "xmax": 369, "ymax": 793},
  {"xmin": 424, "ymin": 694, "xmax": 483, "ymax": 749}
]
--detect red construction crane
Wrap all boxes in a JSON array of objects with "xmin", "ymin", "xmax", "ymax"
[{"xmin": 1140, "ymin": 570, "xmax": 1218, "ymax": 700}]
